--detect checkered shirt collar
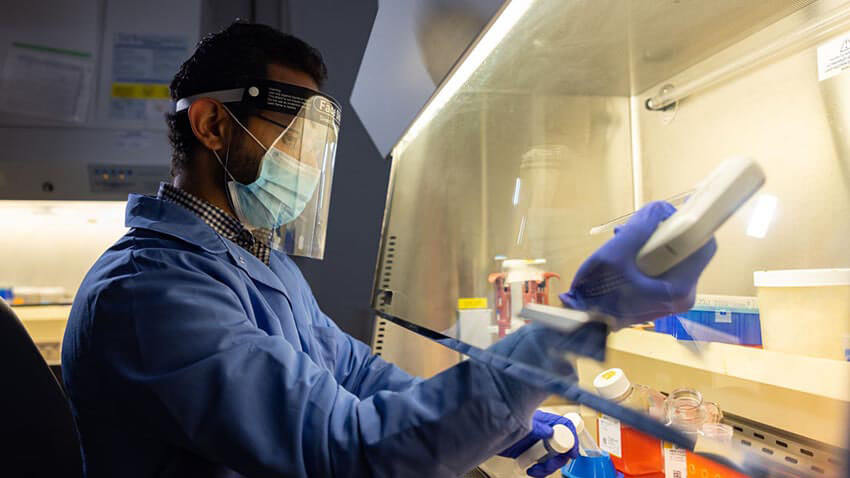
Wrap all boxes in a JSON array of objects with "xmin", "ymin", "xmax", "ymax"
[{"xmin": 157, "ymin": 183, "xmax": 271, "ymax": 265}]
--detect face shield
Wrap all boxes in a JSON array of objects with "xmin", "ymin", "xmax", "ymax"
[{"xmin": 175, "ymin": 80, "xmax": 341, "ymax": 259}]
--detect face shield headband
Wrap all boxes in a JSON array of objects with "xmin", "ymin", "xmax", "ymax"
[{"xmin": 175, "ymin": 79, "xmax": 341, "ymax": 130}]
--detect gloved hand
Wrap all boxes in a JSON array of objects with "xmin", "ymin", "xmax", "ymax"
[
  {"xmin": 470, "ymin": 320, "xmax": 603, "ymax": 465},
  {"xmin": 560, "ymin": 201, "xmax": 717, "ymax": 327},
  {"xmin": 482, "ymin": 319, "xmax": 607, "ymax": 421},
  {"xmin": 499, "ymin": 410, "xmax": 580, "ymax": 477}
]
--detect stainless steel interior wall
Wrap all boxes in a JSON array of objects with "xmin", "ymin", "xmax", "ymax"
[
  {"xmin": 371, "ymin": 0, "xmax": 849, "ymax": 379},
  {"xmin": 374, "ymin": 92, "xmax": 634, "ymax": 377}
]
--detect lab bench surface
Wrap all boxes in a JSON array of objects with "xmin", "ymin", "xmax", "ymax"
[{"xmin": 11, "ymin": 305, "xmax": 70, "ymax": 366}]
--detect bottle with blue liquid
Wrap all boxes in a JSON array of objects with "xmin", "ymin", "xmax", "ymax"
[
  {"xmin": 513, "ymin": 412, "xmax": 620, "ymax": 478},
  {"xmin": 562, "ymin": 413, "xmax": 623, "ymax": 478}
]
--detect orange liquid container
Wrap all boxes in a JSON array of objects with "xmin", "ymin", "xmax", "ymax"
[
  {"xmin": 594, "ymin": 369, "xmax": 666, "ymax": 478},
  {"xmin": 616, "ymin": 426, "xmax": 664, "ymax": 477},
  {"xmin": 686, "ymin": 451, "xmax": 748, "ymax": 478}
]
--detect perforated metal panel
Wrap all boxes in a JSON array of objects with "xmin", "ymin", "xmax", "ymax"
[
  {"xmin": 371, "ymin": 234, "xmax": 397, "ymax": 356},
  {"xmin": 724, "ymin": 412, "xmax": 846, "ymax": 477}
]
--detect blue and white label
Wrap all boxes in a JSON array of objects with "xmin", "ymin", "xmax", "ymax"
[{"xmin": 714, "ymin": 310, "xmax": 732, "ymax": 324}]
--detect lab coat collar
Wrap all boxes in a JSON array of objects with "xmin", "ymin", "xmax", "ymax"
[
  {"xmin": 220, "ymin": 239, "xmax": 293, "ymax": 299},
  {"xmin": 125, "ymin": 194, "xmax": 228, "ymax": 253},
  {"xmin": 124, "ymin": 194, "xmax": 292, "ymax": 298}
]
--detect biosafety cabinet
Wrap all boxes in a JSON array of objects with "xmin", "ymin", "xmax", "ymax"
[{"xmin": 370, "ymin": 1, "xmax": 850, "ymax": 476}]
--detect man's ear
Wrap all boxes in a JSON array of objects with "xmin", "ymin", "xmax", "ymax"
[{"xmin": 187, "ymin": 99, "xmax": 232, "ymax": 152}]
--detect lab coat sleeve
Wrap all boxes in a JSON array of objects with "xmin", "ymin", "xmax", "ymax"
[
  {"xmin": 312, "ymin": 310, "xmax": 423, "ymax": 398},
  {"xmin": 280, "ymin": 253, "xmax": 421, "ymax": 397},
  {"xmin": 304, "ymin": 287, "xmax": 422, "ymax": 397},
  {"xmin": 96, "ymin": 256, "xmax": 537, "ymax": 477}
]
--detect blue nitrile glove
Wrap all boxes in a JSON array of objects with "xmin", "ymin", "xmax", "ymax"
[
  {"xmin": 474, "ymin": 323, "xmax": 592, "ymax": 469},
  {"xmin": 482, "ymin": 320, "xmax": 606, "ymax": 422},
  {"xmin": 560, "ymin": 201, "xmax": 717, "ymax": 327},
  {"xmin": 499, "ymin": 410, "xmax": 580, "ymax": 477}
]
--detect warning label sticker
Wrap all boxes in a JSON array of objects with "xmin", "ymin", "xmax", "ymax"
[
  {"xmin": 664, "ymin": 447, "xmax": 688, "ymax": 478},
  {"xmin": 598, "ymin": 415, "xmax": 622, "ymax": 458}
]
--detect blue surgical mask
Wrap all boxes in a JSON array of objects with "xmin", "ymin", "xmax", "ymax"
[
  {"xmin": 216, "ymin": 108, "xmax": 322, "ymax": 230},
  {"xmin": 229, "ymin": 147, "xmax": 321, "ymax": 229}
]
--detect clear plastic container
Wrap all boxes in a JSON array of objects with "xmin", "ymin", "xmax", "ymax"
[
  {"xmin": 665, "ymin": 390, "xmax": 743, "ymax": 478},
  {"xmin": 755, "ymin": 268, "xmax": 850, "ymax": 360},
  {"xmin": 666, "ymin": 388, "xmax": 706, "ymax": 435},
  {"xmin": 593, "ymin": 369, "xmax": 666, "ymax": 478},
  {"xmin": 700, "ymin": 423, "xmax": 734, "ymax": 446},
  {"xmin": 565, "ymin": 412, "xmax": 604, "ymax": 457},
  {"xmin": 665, "ymin": 388, "xmax": 722, "ymax": 434}
]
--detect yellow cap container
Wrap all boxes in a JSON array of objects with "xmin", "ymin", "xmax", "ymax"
[{"xmin": 754, "ymin": 268, "xmax": 850, "ymax": 360}]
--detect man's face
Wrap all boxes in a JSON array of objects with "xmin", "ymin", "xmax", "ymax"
[{"xmin": 224, "ymin": 64, "xmax": 321, "ymax": 184}]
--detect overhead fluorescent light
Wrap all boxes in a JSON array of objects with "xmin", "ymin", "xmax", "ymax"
[{"xmin": 392, "ymin": 0, "xmax": 534, "ymax": 158}]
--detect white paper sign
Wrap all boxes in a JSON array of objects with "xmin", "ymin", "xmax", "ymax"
[
  {"xmin": 818, "ymin": 34, "xmax": 850, "ymax": 81},
  {"xmin": 598, "ymin": 415, "xmax": 622, "ymax": 458},
  {"xmin": 0, "ymin": 43, "xmax": 93, "ymax": 122},
  {"xmin": 109, "ymin": 33, "xmax": 188, "ymax": 121}
]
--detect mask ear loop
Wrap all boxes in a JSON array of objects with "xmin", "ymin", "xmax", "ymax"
[
  {"xmin": 212, "ymin": 138, "xmax": 235, "ymax": 182},
  {"xmin": 222, "ymin": 103, "xmax": 275, "ymax": 152},
  {"xmin": 217, "ymin": 133, "xmax": 239, "ymax": 218},
  {"xmin": 195, "ymin": 101, "xmax": 238, "ymax": 216},
  {"xmin": 220, "ymin": 102, "xmax": 294, "ymax": 180}
]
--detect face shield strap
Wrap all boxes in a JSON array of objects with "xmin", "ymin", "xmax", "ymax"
[
  {"xmin": 175, "ymin": 88, "xmax": 244, "ymax": 113},
  {"xmin": 174, "ymin": 80, "xmax": 342, "ymax": 131}
]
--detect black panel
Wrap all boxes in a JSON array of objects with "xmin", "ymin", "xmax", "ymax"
[{"xmin": 288, "ymin": 1, "xmax": 386, "ymax": 345}]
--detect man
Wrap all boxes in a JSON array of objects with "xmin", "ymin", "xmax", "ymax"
[{"xmin": 63, "ymin": 23, "xmax": 715, "ymax": 477}]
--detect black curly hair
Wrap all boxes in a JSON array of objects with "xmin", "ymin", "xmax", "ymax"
[{"xmin": 166, "ymin": 22, "xmax": 328, "ymax": 176}]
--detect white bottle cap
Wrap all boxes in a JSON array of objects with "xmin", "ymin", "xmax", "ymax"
[
  {"xmin": 549, "ymin": 424, "xmax": 576, "ymax": 453},
  {"xmin": 514, "ymin": 422, "xmax": 576, "ymax": 471},
  {"xmin": 565, "ymin": 412, "xmax": 585, "ymax": 433},
  {"xmin": 593, "ymin": 368, "xmax": 631, "ymax": 400}
]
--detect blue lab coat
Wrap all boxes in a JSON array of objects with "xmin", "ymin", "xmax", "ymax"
[{"xmin": 62, "ymin": 194, "xmax": 534, "ymax": 478}]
